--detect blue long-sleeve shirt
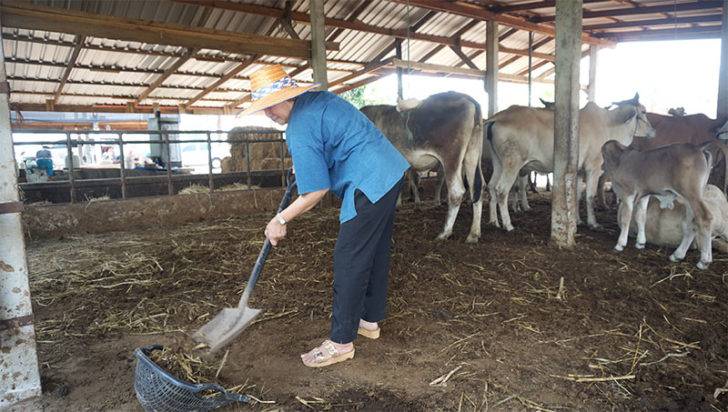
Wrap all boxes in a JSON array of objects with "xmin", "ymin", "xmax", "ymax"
[{"xmin": 286, "ymin": 91, "xmax": 409, "ymax": 222}]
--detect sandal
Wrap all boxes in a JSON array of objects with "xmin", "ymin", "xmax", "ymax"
[
  {"xmin": 301, "ymin": 340, "xmax": 355, "ymax": 368},
  {"xmin": 357, "ymin": 326, "xmax": 380, "ymax": 339}
]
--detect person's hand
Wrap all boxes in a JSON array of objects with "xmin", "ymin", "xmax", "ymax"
[{"xmin": 265, "ymin": 217, "xmax": 287, "ymax": 246}]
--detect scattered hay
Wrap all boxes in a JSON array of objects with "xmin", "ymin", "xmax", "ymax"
[{"xmin": 179, "ymin": 183, "xmax": 259, "ymax": 194}]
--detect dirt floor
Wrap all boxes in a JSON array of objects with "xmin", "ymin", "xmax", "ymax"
[{"xmin": 13, "ymin": 193, "xmax": 728, "ymax": 411}]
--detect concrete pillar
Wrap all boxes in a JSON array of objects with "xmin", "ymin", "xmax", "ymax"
[
  {"xmin": 527, "ymin": 31, "xmax": 533, "ymax": 107},
  {"xmin": 550, "ymin": 0, "xmax": 583, "ymax": 247},
  {"xmin": 309, "ymin": 0, "xmax": 328, "ymax": 89},
  {"xmin": 0, "ymin": 25, "xmax": 42, "ymax": 407},
  {"xmin": 587, "ymin": 45, "xmax": 599, "ymax": 102},
  {"xmin": 395, "ymin": 40, "xmax": 404, "ymax": 99},
  {"xmin": 485, "ymin": 21, "xmax": 499, "ymax": 116},
  {"xmin": 718, "ymin": 3, "xmax": 728, "ymax": 117}
]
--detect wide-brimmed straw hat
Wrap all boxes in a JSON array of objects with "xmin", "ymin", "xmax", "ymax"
[{"xmin": 239, "ymin": 64, "xmax": 318, "ymax": 116}]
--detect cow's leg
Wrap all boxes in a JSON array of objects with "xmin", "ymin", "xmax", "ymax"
[
  {"xmin": 688, "ymin": 198, "xmax": 714, "ymax": 269},
  {"xmin": 585, "ymin": 168, "xmax": 602, "ymax": 229},
  {"xmin": 518, "ymin": 174, "xmax": 531, "ymax": 211},
  {"xmin": 408, "ymin": 171, "xmax": 422, "ymax": 205},
  {"xmin": 462, "ymin": 148, "xmax": 484, "ymax": 243},
  {"xmin": 634, "ymin": 195, "xmax": 650, "ymax": 249},
  {"xmin": 529, "ymin": 172, "xmax": 537, "ymax": 193},
  {"xmin": 434, "ymin": 166, "xmax": 445, "ymax": 205},
  {"xmin": 670, "ymin": 207, "xmax": 697, "ymax": 263},
  {"xmin": 546, "ymin": 173, "xmax": 551, "ymax": 192},
  {"xmin": 488, "ymin": 151, "xmax": 502, "ymax": 228},
  {"xmin": 437, "ymin": 161, "xmax": 466, "ymax": 241},
  {"xmin": 494, "ymin": 159, "xmax": 521, "ymax": 232},
  {"xmin": 596, "ymin": 174, "xmax": 609, "ymax": 210},
  {"xmin": 615, "ymin": 194, "xmax": 635, "ymax": 251},
  {"xmin": 576, "ymin": 177, "xmax": 584, "ymax": 226}
]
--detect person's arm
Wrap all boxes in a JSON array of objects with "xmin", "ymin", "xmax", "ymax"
[{"xmin": 264, "ymin": 188, "xmax": 328, "ymax": 246}]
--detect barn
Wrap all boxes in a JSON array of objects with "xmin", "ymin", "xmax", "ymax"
[{"xmin": 1, "ymin": 0, "xmax": 728, "ymax": 410}]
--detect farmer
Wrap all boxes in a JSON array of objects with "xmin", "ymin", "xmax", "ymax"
[{"xmin": 241, "ymin": 65, "xmax": 409, "ymax": 368}]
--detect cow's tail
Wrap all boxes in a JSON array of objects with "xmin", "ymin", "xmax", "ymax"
[{"xmin": 701, "ymin": 140, "xmax": 728, "ymax": 193}]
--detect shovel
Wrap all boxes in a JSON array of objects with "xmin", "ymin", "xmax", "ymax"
[{"xmin": 193, "ymin": 172, "xmax": 297, "ymax": 353}]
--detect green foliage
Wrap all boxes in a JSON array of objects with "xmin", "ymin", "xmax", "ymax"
[{"xmin": 340, "ymin": 86, "xmax": 372, "ymax": 109}]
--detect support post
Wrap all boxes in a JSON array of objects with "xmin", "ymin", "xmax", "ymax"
[
  {"xmin": 485, "ymin": 20, "xmax": 499, "ymax": 116},
  {"xmin": 718, "ymin": 4, "xmax": 728, "ymax": 117},
  {"xmin": 206, "ymin": 131, "xmax": 214, "ymax": 193},
  {"xmin": 395, "ymin": 39, "xmax": 404, "ymax": 99},
  {"xmin": 528, "ymin": 31, "xmax": 533, "ymax": 107},
  {"xmin": 118, "ymin": 133, "xmax": 127, "ymax": 199},
  {"xmin": 0, "ymin": 23, "xmax": 42, "ymax": 408},
  {"xmin": 65, "ymin": 132, "xmax": 76, "ymax": 203},
  {"xmin": 550, "ymin": 0, "xmax": 582, "ymax": 247},
  {"xmin": 587, "ymin": 45, "xmax": 599, "ymax": 102},
  {"xmin": 309, "ymin": 0, "xmax": 328, "ymax": 89}
]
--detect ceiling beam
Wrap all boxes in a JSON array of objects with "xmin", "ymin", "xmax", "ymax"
[
  {"xmin": 329, "ymin": 58, "xmax": 394, "ymax": 89},
  {"xmin": 535, "ymin": 1, "xmax": 724, "ymax": 22},
  {"xmin": 174, "ymin": 0, "xmax": 567, "ymax": 55},
  {"xmin": 332, "ymin": 75, "xmax": 383, "ymax": 95},
  {"xmin": 386, "ymin": 0, "xmax": 612, "ymax": 45},
  {"xmin": 499, "ymin": 35, "xmax": 551, "ymax": 69},
  {"xmin": 9, "ymin": 103, "xmax": 227, "ymax": 114},
  {"xmin": 598, "ymin": 25, "xmax": 723, "ymax": 42},
  {"xmin": 187, "ymin": 56, "xmax": 258, "ymax": 107},
  {"xmin": 495, "ymin": 0, "xmax": 610, "ymax": 13},
  {"xmin": 390, "ymin": 58, "xmax": 551, "ymax": 84},
  {"xmin": 11, "ymin": 90, "xmax": 241, "ymax": 102},
  {"xmin": 0, "ymin": 2, "xmax": 339, "ymax": 59},
  {"xmin": 584, "ymin": 14, "xmax": 723, "ymax": 31},
  {"xmin": 135, "ymin": 48, "xmax": 199, "ymax": 104},
  {"xmin": 50, "ymin": 34, "xmax": 85, "ymax": 107},
  {"xmin": 6, "ymin": 75, "xmax": 253, "ymax": 92}
]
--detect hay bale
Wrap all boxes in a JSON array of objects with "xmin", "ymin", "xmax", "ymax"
[{"xmin": 222, "ymin": 126, "xmax": 290, "ymax": 173}]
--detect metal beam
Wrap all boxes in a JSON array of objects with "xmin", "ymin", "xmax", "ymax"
[
  {"xmin": 718, "ymin": 4, "xmax": 728, "ymax": 117},
  {"xmin": 9, "ymin": 102, "xmax": 226, "ymax": 114},
  {"xmin": 0, "ymin": 2, "xmax": 339, "ymax": 59},
  {"xmin": 550, "ymin": 0, "xmax": 582, "ymax": 247},
  {"xmin": 535, "ymin": 1, "xmax": 724, "ymax": 22},
  {"xmin": 584, "ymin": 14, "xmax": 723, "ymax": 31},
  {"xmin": 387, "ymin": 0, "xmax": 611, "ymax": 45},
  {"xmin": 496, "ymin": 0, "xmax": 610, "ymax": 13},
  {"xmin": 598, "ymin": 25, "xmax": 722, "ymax": 42}
]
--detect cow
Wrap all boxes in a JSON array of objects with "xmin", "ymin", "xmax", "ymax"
[
  {"xmin": 621, "ymin": 184, "xmax": 728, "ymax": 254},
  {"xmin": 602, "ymin": 140, "xmax": 726, "ymax": 269},
  {"xmin": 485, "ymin": 93, "xmax": 655, "ymax": 231},
  {"xmin": 361, "ymin": 91, "xmax": 485, "ymax": 243}
]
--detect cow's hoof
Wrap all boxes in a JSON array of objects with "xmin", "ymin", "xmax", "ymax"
[
  {"xmin": 504, "ymin": 224, "xmax": 514, "ymax": 232},
  {"xmin": 669, "ymin": 254, "xmax": 683, "ymax": 262},
  {"xmin": 635, "ymin": 242, "xmax": 645, "ymax": 250},
  {"xmin": 465, "ymin": 234, "xmax": 479, "ymax": 244},
  {"xmin": 436, "ymin": 232, "xmax": 451, "ymax": 241},
  {"xmin": 488, "ymin": 220, "xmax": 501, "ymax": 229},
  {"xmin": 697, "ymin": 261, "xmax": 710, "ymax": 270},
  {"xmin": 522, "ymin": 206, "xmax": 531, "ymax": 212},
  {"xmin": 614, "ymin": 244, "xmax": 624, "ymax": 252}
]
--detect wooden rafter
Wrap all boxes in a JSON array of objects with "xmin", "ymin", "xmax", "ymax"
[
  {"xmin": 585, "ymin": 14, "xmax": 723, "ymax": 31},
  {"xmin": 534, "ymin": 1, "xmax": 724, "ymax": 22},
  {"xmin": 135, "ymin": 48, "xmax": 199, "ymax": 104},
  {"xmin": 0, "ymin": 2, "xmax": 339, "ymax": 59},
  {"xmin": 386, "ymin": 0, "xmax": 612, "ymax": 45},
  {"xmin": 50, "ymin": 35, "xmax": 85, "ymax": 106},
  {"xmin": 598, "ymin": 25, "xmax": 723, "ymax": 42},
  {"xmin": 499, "ymin": 35, "xmax": 551, "ymax": 70},
  {"xmin": 495, "ymin": 0, "xmax": 610, "ymax": 13}
]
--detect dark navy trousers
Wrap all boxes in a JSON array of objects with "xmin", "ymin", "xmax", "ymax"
[{"xmin": 330, "ymin": 177, "xmax": 403, "ymax": 343}]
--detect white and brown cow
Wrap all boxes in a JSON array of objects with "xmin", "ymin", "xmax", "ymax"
[
  {"xmin": 485, "ymin": 94, "xmax": 655, "ymax": 231},
  {"xmin": 621, "ymin": 184, "xmax": 728, "ymax": 254},
  {"xmin": 361, "ymin": 92, "xmax": 484, "ymax": 243},
  {"xmin": 602, "ymin": 141, "xmax": 726, "ymax": 269}
]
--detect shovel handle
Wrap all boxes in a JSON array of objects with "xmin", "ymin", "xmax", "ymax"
[{"xmin": 237, "ymin": 170, "xmax": 297, "ymax": 309}]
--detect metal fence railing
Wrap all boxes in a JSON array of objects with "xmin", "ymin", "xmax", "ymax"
[{"xmin": 12, "ymin": 129, "xmax": 289, "ymax": 204}]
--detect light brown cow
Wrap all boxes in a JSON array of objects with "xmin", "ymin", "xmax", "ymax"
[
  {"xmin": 485, "ymin": 94, "xmax": 655, "ymax": 231},
  {"xmin": 602, "ymin": 141, "xmax": 724, "ymax": 269},
  {"xmin": 621, "ymin": 184, "xmax": 728, "ymax": 254},
  {"xmin": 361, "ymin": 92, "xmax": 484, "ymax": 243}
]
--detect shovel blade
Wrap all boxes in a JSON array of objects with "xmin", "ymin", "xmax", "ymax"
[{"xmin": 192, "ymin": 306, "xmax": 262, "ymax": 353}]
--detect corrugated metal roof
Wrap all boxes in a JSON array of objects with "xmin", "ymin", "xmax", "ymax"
[{"xmin": 1, "ymin": 0, "xmax": 722, "ymax": 113}]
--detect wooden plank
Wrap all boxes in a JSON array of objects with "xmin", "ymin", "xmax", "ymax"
[
  {"xmin": 0, "ymin": 2, "xmax": 338, "ymax": 59},
  {"xmin": 535, "ymin": 1, "xmax": 723, "ymax": 22},
  {"xmin": 550, "ymin": 0, "xmax": 582, "ymax": 247},
  {"xmin": 599, "ymin": 25, "xmax": 722, "ymax": 42},
  {"xmin": 450, "ymin": 45, "xmax": 480, "ymax": 70},
  {"xmin": 310, "ymin": 0, "xmax": 328, "ymax": 89},
  {"xmin": 389, "ymin": 58, "xmax": 541, "ymax": 83},
  {"xmin": 584, "ymin": 14, "xmax": 722, "ymax": 31},
  {"xmin": 496, "ymin": 0, "xmax": 609, "ymax": 13},
  {"xmin": 187, "ymin": 56, "xmax": 257, "ymax": 106},
  {"xmin": 486, "ymin": 21, "xmax": 499, "ymax": 116},
  {"xmin": 51, "ymin": 35, "xmax": 85, "ymax": 106},
  {"xmin": 136, "ymin": 48, "xmax": 198, "ymax": 104},
  {"xmin": 9, "ymin": 102, "xmax": 225, "ymax": 114},
  {"xmin": 387, "ymin": 0, "xmax": 611, "ymax": 45}
]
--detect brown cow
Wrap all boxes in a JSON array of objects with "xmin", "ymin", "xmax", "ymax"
[
  {"xmin": 602, "ymin": 140, "xmax": 725, "ymax": 269},
  {"xmin": 361, "ymin": 92, "xmax": 484, "ymax": 243}
]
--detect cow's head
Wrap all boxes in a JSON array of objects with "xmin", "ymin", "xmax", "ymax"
[
  {"xmin": 396, "ymin": 97, "xmax": 423, "ymax": 112},
  {"xmin": 601, "ymin": 140, "xmax": 629, "ymax": 174},
  {"xmin": 613, "ymin": 93, "xmax": 655, "ymax": 139}
]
